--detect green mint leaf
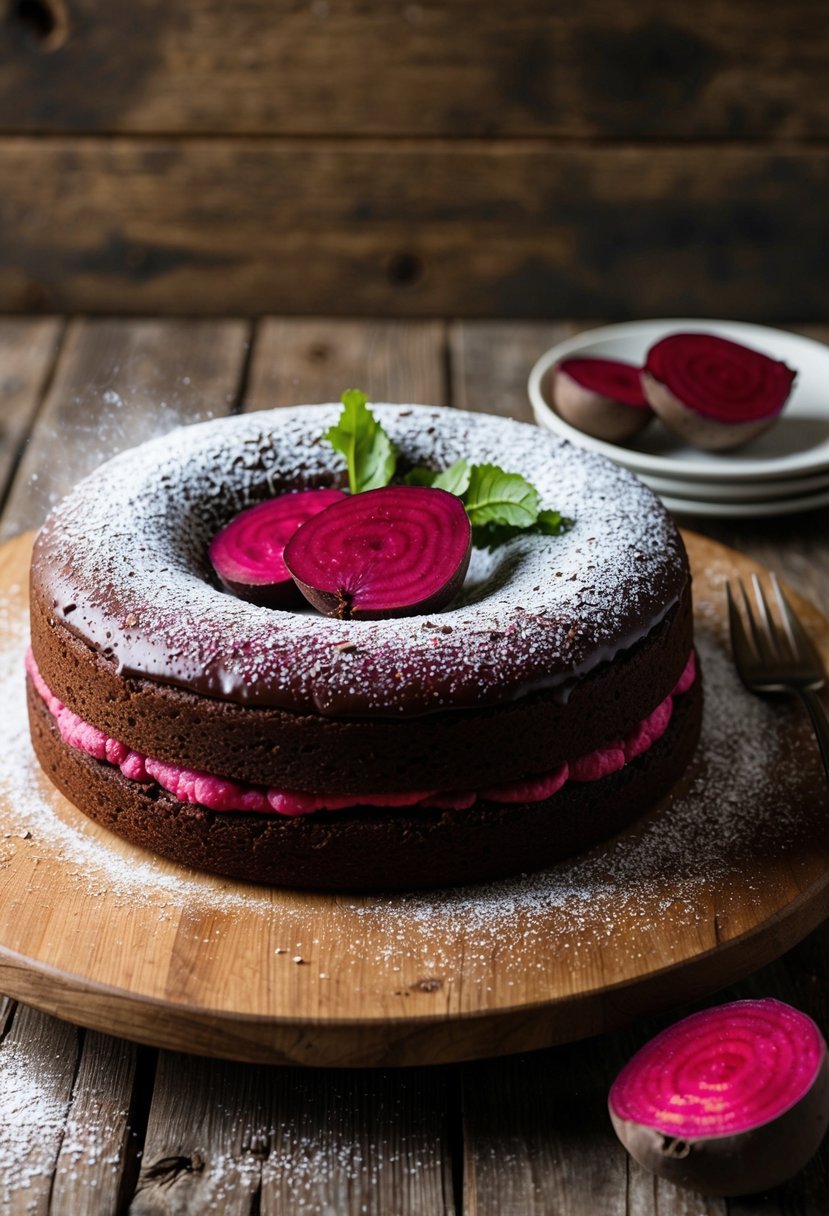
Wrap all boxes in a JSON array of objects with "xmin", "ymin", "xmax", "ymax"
[
  {"xmin": 472, "ymin": 510, "xmax": 573, "ymax": 551},
  {"xmin": 404, "ymin": 466, "xmax": 437, "ymax": 487},
  {"xmin": 461, "ymin": 464, "xmax": 540, "ymax": 529},
  {"xmin": 536, "ymin": 509, "xmax": 573, "ymax": 536},
  {"xmin": 470, "ymin": 521, "xmax": 525, "ymax": 551},
  {"xmin": 432, "ymin": 459, "xmax": 471, "ymax": 496},
  {"xmin": 326, "ymin": 390, "xmax": 398, "ymax": 494}
]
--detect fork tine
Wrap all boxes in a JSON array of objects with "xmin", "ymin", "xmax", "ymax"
[
  {"xmin": 750, "ymin": 573, "xmax": 783, "ymax": 660},
  {"xmin": 771, "ymin": 573, "xmax": 824, "ymax": 667},
  {"xmin": 735, "ymin": 577, "xmax": 771, "ymax": 661},
  {"xmin": 727, "ymin": 581, "xmax": 755, "ymax": 665}
]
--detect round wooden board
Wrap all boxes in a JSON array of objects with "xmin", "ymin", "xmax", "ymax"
[{"xmin": 1, "ymin": 530, "xmax": 829, "ymax": 1068}]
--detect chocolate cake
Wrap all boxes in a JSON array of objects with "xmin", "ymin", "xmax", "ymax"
[{"xmin": 27, "ymin": 404, "xmax": 701, "ymax": 890}]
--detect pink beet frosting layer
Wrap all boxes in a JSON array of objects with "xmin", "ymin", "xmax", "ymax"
[{"xmin": 27, "ymin": 650, "xmax": 696, "ymax": 818}]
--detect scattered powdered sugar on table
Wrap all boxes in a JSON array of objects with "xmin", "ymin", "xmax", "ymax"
[
  {"xmin": 0, "ymin": 1029, "xmax": 128, "ymax": 1215},
  {"xmin": 0, "ymin": 1036, "xmax": 70, "ymax": 1204}
]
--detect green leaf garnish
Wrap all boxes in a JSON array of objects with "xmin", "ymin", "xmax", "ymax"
[
  {"xmin": 404, "ymin": 466, "xmax": 438, "ymax": 487},
  {"xmin": 536, "ymin": 508, "xmax": 573, "ymax": 536},
  {"xmin": 406, "ymin": 459, "xmax": 471, "ymax": 496},
  {"xmin": 326, "ymin": 389, "xmax": 398, "ymax": 495},
  {"xmin": 461, "ymin": 464, "xmax": 539, "ymax": 529},
  {"xmin": 434, "ymin": 459, "xmax": 471, "ymax": 496},
  {"xmin": 325, "ymin": 395, "xmax": 572, "ymax": 548}
]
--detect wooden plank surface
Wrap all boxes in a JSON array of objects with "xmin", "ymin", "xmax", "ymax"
[
  {"xmin": 0, "ymin": 318, "xmax": 250, "ymax": 539},
  {"xmin": 462, "ymin": 926, "xmax": 829, "ymax": 1216},
  {"xmin": 0, "ymin": 1004, "xmax": 80, "ymax": 1215},
  {"xmin": 134, "ymin": 1057, "xmax": 455, "ymax": 1215},
  {"xmin": 1, "ymin": 0, "xmax": 827, "ymax": 139},
  {"xmin": 246, "ymin": 319, "xmax": 447, "ymax": 410},
  {"xmin": 0, "ymin": 318, "xmax": 62, "ymax": 507},
  {"xmin": 3, "ymin": 141, "xmax": 829, "ymax": 319}
]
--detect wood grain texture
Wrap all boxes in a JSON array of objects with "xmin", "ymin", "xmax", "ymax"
[
  {"xmin": 49, "ymin": 1032, "xmax": 139, "ymax": 1214},
  {"xmin": 0, "ymin": 1004, "xmax": 80, "ymax": 1214},
  {"xmin": 462, "ymin": 925, "xmax": 829, "ymax": 1216},
  {"xmin": 133, "ymin": 1056, "xmax": 455, "ymax": 1214},
  {"xmin": 3, "ymin": 141, "xmax": 829, "ymax": 318},
  {"xmin": 246, "ymin": 319, "xmax": 448, "ymax": 411},
  {"xmin": 449, "ymin": 321, "xmax": 587, "ymax": 423},
  {"xmin": 0, "ymin": 318, "xmax": 62, "ymax": 503},
  {"xmin": 2, "ymin": 528, "xmax": 829, "ymax": 1066},
  {"xmin": 1, "ymin": 0, "xmax": 827, "ymax": 139},
  {"xmin": 0, "ymin": 318, "xmax": 250, "ymax": 539}
]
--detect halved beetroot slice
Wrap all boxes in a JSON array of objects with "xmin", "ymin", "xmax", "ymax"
[
  {"xmin": 209, "ymin": 488, "xmax": 347, "ymax": 609},
  {"xmin": 283, "ymin": 485, "xmax": 472, "ymax": 619},
  {"xmin": 642, "ymin": 332, "xmax": 796, "ymax": 451},
  {"xmin": 553, "ymin": 356, "xmax": 653, "ymax": 443},
  {"xmin": 609, "ymin": 998, "xmax": 829, "ymax": 1196}
]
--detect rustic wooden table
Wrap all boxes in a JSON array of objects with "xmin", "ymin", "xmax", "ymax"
[{"xmin": 0, "ymin": 316, "xmax": 827, "ymax": 1215}]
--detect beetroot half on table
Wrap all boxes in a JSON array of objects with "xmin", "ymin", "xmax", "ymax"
[
  {"xmin": 209, "ymin": 488, "xmax": 347, "ymax": 608},
  {"xmin": 283, "ymin": 484, "xmax": 472, "ymax": 619},
  {"xmin": 642, "ymin": 332, "xmax": 796, "ymax": 451},
  {"xmin": 552, "ymin": 356, "xmax": 653, "ymax": 443},
  {"xmin": 609, "ymin": 998, "xmax": 829, "ymax": 1196}
]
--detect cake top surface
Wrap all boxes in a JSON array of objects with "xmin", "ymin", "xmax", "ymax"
[{"xmin": 31, "ymin": 404, "xmax": 688, "ymax": 717}]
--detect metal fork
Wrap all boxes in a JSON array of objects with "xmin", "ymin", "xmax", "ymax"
[{"xmin": 727, "ymin": 573, "xmax": 829, "ymax": 785}]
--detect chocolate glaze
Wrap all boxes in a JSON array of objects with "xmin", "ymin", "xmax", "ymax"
[{"xmin": 31, "ymin": 405, "xmax": 690, "ymax": 719}]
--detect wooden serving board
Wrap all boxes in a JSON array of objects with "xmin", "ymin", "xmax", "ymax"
[{"xmin": 1, "ymin": 531, "xmax": 828, "ymax": 1068}]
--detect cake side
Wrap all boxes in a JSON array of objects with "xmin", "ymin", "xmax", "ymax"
[{"xmin": 28, "ymin": 674, "xmax": 703, "ymax": 891}]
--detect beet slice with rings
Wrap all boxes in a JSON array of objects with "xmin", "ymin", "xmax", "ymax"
[
  {"xmin": 642, "ymin": 332, "xmax": 797, "ymax": 452},
  {"xmin": 609, "ymin": 998, "xmax": 829, "ymax": 1196},
  {"xmin": 553, "ymin": 356, "xmax": 653, "ymax": 443},
  {"xmin": 283, "ymin": 485, "xmax": 472, "ymax": 619},
  {"xmin": 209, "ymin": 488, "xmax": 347, "ymax": 609}
]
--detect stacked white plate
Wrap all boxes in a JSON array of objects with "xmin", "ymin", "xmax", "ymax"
[{"xmin": 528, "ymin": 320, "xmax": 829, "ymax": 518}]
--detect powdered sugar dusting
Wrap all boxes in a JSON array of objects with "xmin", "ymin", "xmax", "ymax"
[{"xmin": 32, "ymin": 405, "xmax": 687, "ymax": 715}]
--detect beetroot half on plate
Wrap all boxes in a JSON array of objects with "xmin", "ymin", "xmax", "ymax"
[
  {"xmin": 284, "ymin": 484, "xmax": 472, "ymax": 620},
  {"xmin": 642, "ymin": 332, "xmax": 796, "ymax": 452},
  {"xmin": 552, "ymin": 356, "xmax": 653, "ymax": 443},
  {"xmin": 209, "ymin": 488, "xmax": 347, "ymax": 609}
]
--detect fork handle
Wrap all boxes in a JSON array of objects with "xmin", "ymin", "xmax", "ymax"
[{"xmin": 798, "ymin": 690, "xmax": 829, "ymax": 787}]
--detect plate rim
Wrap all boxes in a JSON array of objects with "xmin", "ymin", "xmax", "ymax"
[{"xmin": 658, "ymin": 484, "xmax": 829, "ymax": 518}]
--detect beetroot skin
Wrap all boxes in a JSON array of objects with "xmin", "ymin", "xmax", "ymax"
[
  {"xmin": 642, "ymin": 332, "xmax": 797, "ymax": 451},
  {"xmin": 553, "ymin": 357, "xmax": 653, "ymax": 444},
  {"xmin": 609, "ymin": 998, "xmax": 829, "ymax": 1196},
  {"xmin": 283, "ymin": 485, "xmax": 472, "ymax": 619},
  {"xmin": 209, "ymin": 488, "xmax": 346, "ymax": 609}
]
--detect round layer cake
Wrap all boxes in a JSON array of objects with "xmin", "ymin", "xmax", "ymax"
[{"xmin": 28, "ymin": 404, "xmax": 701, "ymax": 890}]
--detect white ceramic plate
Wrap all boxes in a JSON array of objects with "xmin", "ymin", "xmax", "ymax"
[
  {"xmin": 641, "ymin": 466, "xmax": 829, "ymax": 502},
  {"xmin": 658, "ymin": 484, "xmax": 829, "ymax": 519},
  {"xmin": 529, "ymin": 319, "xmax": 829, "ymax": 483}
]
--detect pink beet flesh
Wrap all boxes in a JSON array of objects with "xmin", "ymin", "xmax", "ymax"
[
  {"xmin": 557, "ymin": 356, "xmax": 650, "ymax": 408},
  {"xmin": 283, "ymin": 485, "xmax": 472, "ymax": 619},
  {"xmin": 209, "ymin": 488, "xmax": 346, "ymax": 608},
  {"xmin": 644, "ymin": 333, "xmax": 796, "ymax": 423},
  {"xmin": 610, "ymin": 998, "xmax": 825, "ymax": 1138}
]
